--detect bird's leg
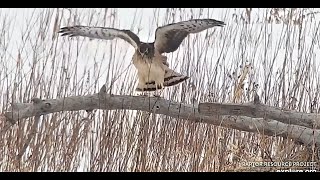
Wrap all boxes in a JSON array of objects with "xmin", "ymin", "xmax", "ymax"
[
  {"xmin": 153, "ymin": 89, "xmax": 165, "ymax": 98},
  {"xmin": 143, "ymin": 91, "xmax": 150, "ymax": 97},
  {"xmin": 153, "ymin": 91, "xmax": 161, "ymax": 97},
  {"xmin": 136, "ymin": 75, "xmax": 149, "ymax": 96},
  {"xmin": 138, "ymin": 90, "xmax": 149, "ymax": 97},
  {"xmin": 153, "ymin": 83, "xmax": 164, "ymax": 97}
]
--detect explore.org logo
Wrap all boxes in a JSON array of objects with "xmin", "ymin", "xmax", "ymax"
[{"xmin": 276, "ymin": 169, "xmax": 317, "ymax": 172}]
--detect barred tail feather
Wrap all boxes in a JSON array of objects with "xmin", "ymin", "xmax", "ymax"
[
  {"xmin": 135, "ymin": 70, "xmax": 189, "ymax": 92},
  {"xmin": 163, "ymin": 69, "xmax": 189, "ymax": 87},
  {"xmin": 135, "ymin": 84, "xmax": 163, "ymax": 92}
]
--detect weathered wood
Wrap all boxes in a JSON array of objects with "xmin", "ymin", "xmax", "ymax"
[
  {"xmin": 199, "ymin": 102, "xmax": 320, "ymax": 129},
  {"xmin": 3, "ymin": 85, "xmax": 320, "ymax": 147}
]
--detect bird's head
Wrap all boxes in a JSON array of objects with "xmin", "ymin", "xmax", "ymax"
[{"xmin": 138, "ymin": 43, "xmax": 154, "ymax": 58}]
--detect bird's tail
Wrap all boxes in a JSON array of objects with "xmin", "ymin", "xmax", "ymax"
[
  {"xmin": 135, "ymin": 69, "xmax": 189, "ymax": 92},
  {"xmin": 163, "ymin": 69, "xmax": 189, "ymax": 87}
]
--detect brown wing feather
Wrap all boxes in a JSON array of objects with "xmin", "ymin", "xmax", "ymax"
[
  {"xmin": 59, "ymin": 26, "xmax": 141, "ymax": 49},
  {"xmin": 154, "ymin": 19, "xmax": 225, "ymax": 54}
]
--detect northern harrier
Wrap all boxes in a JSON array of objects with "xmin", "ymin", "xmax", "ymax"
[{"xmin": 58, "ymin": 18, "xmax": 225, "ymax": 91}]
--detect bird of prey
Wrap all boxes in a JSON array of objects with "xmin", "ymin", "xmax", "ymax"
[{"xmin": 58, "ymin": 18, "xmax": 225, "ymax": 92}]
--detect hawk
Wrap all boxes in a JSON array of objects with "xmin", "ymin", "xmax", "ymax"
[{"xmin": 58, "ymin": 19, "xmax": 225, "ymax": 92}]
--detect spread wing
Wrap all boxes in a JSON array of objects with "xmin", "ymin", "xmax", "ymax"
[
  {"xmin": 58, "ymin": 26, "xmax": 141, "ymax": 49},
  {"xmin": 154, "ymin": 19, "xmax": 225, "ymax": 54}
]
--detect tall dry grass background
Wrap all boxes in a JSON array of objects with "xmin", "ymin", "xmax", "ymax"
[{"xmin": 0, "ymin": 8, "xmax": 320, "ymax": 171}]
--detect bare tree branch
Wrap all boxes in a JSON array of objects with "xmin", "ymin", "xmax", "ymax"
[
  {"xmin": 199, "ymin": 101, "xmax": 320, "ymax": 129},
  {"xmin": 3, "ymin": 85, "xmax": 320, "ymax": 147}
]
